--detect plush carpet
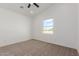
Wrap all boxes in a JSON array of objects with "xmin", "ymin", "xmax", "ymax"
[{"xmin": 0, "ymin": 39, "xmax": 78, "ymax": 56}]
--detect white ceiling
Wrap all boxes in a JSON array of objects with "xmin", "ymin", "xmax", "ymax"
[{"xmin": 0, "ymin": 3, "xmax": 53, "ymax": 17}]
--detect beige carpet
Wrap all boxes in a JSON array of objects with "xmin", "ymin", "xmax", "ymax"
[{"xmin": 0, "ymin": 39, "xmax": 78, "ymax": 56}]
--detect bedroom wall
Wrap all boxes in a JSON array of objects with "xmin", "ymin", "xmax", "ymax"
[
  {"xmin": 0, "ymin": 8, "xmax": 31, "ymax": 47},
  {"xmin": 76, "ymin": 4, "xmax": 79, "ymax": 52},
  {"xmin": 32, "ymin": 4, "xmax": 78, "ymax": 49}
]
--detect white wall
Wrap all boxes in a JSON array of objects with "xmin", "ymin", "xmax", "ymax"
[
  {"xmin": 32, "ymin": 4, "xmax": 78, "ymax": 49},
  {"xmin": 0, "ymin": 8, "xmax": 31, "ymax": 47},
  {"xmin": 76, "ymin": 4, "xmax": 79, "ymax": 52}
]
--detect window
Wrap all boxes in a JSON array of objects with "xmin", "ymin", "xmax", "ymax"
[{"xmin": 42, "ymin": 18, "xmax": 54, "ymax": 34}]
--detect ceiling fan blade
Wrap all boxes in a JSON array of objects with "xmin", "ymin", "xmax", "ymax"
[
  {"xmin": 28, "ymin": 4, "xmax": 31, "ymax": 8},
  {"xmin": 33, "ymin": 3, "xmax": 39, "ymax": 8}
]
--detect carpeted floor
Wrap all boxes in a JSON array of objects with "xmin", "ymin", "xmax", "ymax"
[{"xmin": 0, "ymin": 39, "xmax": 78, "ymax": 56}]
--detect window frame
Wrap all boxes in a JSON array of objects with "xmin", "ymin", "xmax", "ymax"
[{"xmin": 42, "ymin": 18, "xmax": 54, "ymax": 34}]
